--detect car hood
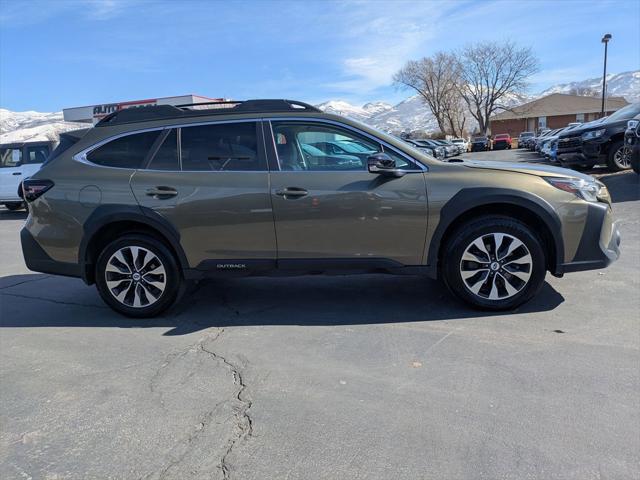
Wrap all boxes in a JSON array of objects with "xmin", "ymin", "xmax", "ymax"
[{"xmin": 461, "ymin": 160, "xmax": 595, "ymax": 181}]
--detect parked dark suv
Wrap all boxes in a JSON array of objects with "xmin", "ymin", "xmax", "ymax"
[
  {"xmin": 625, "ymin": 115, "xmax": 640, "ymax": 174},
  {"xmin": 470, "ymin": 136, "xmax": 490, "ymax": 151},
  {"xmin": 21, "ymin": 99, "xmax": 621, "ymax": 317},
  {"xmin": 557, "ymin": 102, "xmax": 640, "ymax": 171}
]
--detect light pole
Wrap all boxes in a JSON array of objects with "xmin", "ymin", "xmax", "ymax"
[{"xmin": 601, "ymin": 33, "xmax": 612, "ymax": 115}]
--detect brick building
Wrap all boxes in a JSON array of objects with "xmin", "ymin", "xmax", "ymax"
[{"xmin": 489, "ymin": 93, "xmax": 629, "ymax": 136}]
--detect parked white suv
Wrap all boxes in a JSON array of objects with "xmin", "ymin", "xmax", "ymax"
[
  {"xmin": 450, "ymin": 138, "xmax": 468, "ymax": 153},
  {"xmin": 0, "ymin": 141, "xmax": 52, "ymax": 210}
]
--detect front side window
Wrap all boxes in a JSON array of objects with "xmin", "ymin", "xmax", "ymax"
[
  {"xmin": 271, "ymin": 122, "xmax": 415, "ymax": 171},
  {"xmin": 0, "ymin": 148, "xmax": 23, "ymax": 168},
  {"xmin": 87, "ymin": 130, "xmax": 161, "ymax": 169},
  {"xmin": 180, "ymin": 122, "xmax": 262, "ymax": 171},
  {"xmin": 26, "ymin": 145, "xmax": 50, "ymax": 164}
]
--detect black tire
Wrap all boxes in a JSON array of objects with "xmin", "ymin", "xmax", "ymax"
[
  {"xmin": 442, "ymin": 216, "xmax": 546, "ymax": 311},
  {"xmin": 632, "ymin": 152, "xmax": 640, "ymax": 175},
  {"xmin": 606, "ymin": 140, "xmax": 632, "ymax": 172},
  {"xmin": 4, "ymin": 202, "xmax": 24, "ymax": 211},
  {"xmin": 95, "ymin": 234, "xmax": 181, "ymax": 318}
]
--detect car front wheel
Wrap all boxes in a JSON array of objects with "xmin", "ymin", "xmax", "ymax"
[
  {"xmin": 95, "ymin": 234, "xmax": 181, "ymax": 317},
  {"xmin": 607, "ymin": 140, "xmax": 632, "ymax": 171},
  {"xmin": 442, "ymin": 216, "xmax": 546, "ymax": 310}
]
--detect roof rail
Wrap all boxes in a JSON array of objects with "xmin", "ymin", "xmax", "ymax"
[{"xmin": 95, "ymin": 99, "xmax": 320, "ymax": 127}]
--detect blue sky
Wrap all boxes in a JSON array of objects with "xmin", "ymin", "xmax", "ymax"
[{"xmin": 1, "ymin": 0, "xmax": 639, "ymax": 112}]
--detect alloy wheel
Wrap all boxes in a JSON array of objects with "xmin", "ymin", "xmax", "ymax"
[
  {"xmin": 459, "ymin": 233, "xmax": 532, "ymax": 300},
  {"xmin": 614, "ymin": 145, "xmax": 632, "ymax": 169},
  {"xmin": 105, "ymin": 246, "xmax": 167, "ymax": 308}
]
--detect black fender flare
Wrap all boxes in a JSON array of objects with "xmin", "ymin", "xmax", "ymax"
[
  {"xmin": 79, "ymin": 204, "xmax": 190, "ymax": 283},
  {"xmin": 426, "ymin": 188, "xmax": 564, "ymax": 276}
]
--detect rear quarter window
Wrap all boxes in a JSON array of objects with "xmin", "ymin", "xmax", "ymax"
[{"xmin": 87, "ymin": 130, "xmax": 161, "ymax": 169}]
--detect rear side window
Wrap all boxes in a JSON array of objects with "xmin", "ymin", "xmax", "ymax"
[
  {"xmin": 0, "ymin": 148, "xmax": 23, "ymax": 168},
  {"xmin": 26, "ymin": 145, "xmax": 50, "ymax": 164},
  {"xmin": 148, "ymin": 129, "xmax": 179, "ymax": 171},
  {"xmin": 45, "ymin": 136, "xmax": 77, "ymax": 165},
  {"xmin": 87, "ymin": 130, "xmax": 161, "ymax": 169},
  {"xmin": 180, "ymin": 122, "xmax": 262, "ymax": 171}
]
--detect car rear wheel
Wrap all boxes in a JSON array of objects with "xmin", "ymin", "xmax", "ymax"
[
  {"xmin": 607, "ymin": 140, "xmax": 632, "ymax": 171},
  {"xmin": 95, "ymin": 234, "xmax": 181, "ymax": 318},
  {"xmin": 4, "ymin": 202, "xmax": 25, "ymax": 211},
  {"xmin": 442, "ymin": 216, "xmax": 546, "ymax": 310}
]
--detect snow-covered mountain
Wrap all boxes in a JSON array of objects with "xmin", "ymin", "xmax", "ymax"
[
  {"xmin": 317, "ymin": 70, "xmax": 639, "ymax": 133},
  {"xmin": 0, "ymin": 109, "xmax": 88, "ymax": 144},
  {"xmin": 2, "ymin": 71, "xmax": 637, "ymax": 140},
  {"xmin": 539, "ymin": 71, "xmax": 640, "ymax": 101}
]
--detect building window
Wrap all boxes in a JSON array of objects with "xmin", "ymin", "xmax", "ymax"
[
  {"xmin": 538, "ymin": 116, "xmax": 547, "ymax": 130},
  {"xmin": 576, "ymin": 113, "xmax": 585, "ymax": 123}
]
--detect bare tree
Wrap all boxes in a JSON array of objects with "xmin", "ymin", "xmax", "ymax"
[
  {"xmin": 457, "ymin": 41, "xmax": 539, "ymax": 134},
  {"xmin": 567, "ymin": 86, "xmax": 600, "ymax": 97},
  {"xmin": 393, "ymin": 52, "xmax": 467, "ymax": 137}
]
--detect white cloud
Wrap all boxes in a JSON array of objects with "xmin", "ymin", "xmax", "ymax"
[{"xmin": 322, "ymin": 3, "xmax": 445, "ymax": 96}]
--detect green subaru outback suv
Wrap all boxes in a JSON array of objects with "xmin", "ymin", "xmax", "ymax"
[{"xmin": 20, "ymin": 100, "xmax": 620, "ymax": 317}]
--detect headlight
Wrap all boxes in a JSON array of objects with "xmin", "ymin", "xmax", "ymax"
[
  {"xmin": 581, "ymin": 129, "xmax": 606, "ymax": 141},
  {"xmin": 545, "ymin": 177, "xmax": 608, "ymax": 203}
]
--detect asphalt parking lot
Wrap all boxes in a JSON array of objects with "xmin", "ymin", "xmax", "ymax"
[{"xmin": 1, "ymin": 149, "xmax": 639, "ymax": 480}]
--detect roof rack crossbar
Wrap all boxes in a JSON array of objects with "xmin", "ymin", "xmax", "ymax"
[{"xmin": 95, "ymin": 99, "xmax": 321, "ymax": 127}]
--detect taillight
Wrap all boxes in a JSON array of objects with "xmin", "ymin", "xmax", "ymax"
[{"xmin": 22, "ymin": 179, "xmax": 54, "ymax": 202}]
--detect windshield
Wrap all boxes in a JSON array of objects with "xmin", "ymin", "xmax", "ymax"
[{"xmin": 605, "ymin": 103, "xmax": 640, "ymax": 123}]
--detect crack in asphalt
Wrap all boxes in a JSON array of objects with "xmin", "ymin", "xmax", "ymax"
[
  {"xmin": 0, "ymin": 275, "xmax": 51, "ymax": 290},
  {"xmin": 143, "ymin": 328, "xmax": 253, "ymax": 480},
  {"xmin": 201, "ymin": 329, "xmax": 253, "ymax": 480},
  {"xmin": 0, "ymin": 292, "xmax": 107, "ymax": 309}
]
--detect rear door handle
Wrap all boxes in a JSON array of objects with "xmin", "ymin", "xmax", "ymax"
[
  {"xmin": 275, "ymin": 187, "xmax": 308, "ymax": 198},
  {"xmin": 145, "ymin": 186, "xmax": 178, "ymax": 199},
  {"xmin": 12, "ymin": 172, "xmax": 22, "ymax": 175}
]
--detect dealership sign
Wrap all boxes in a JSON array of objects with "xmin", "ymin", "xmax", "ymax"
[
  {"xmin": 92, "ymin": 99, "xmax": 158, "ymax": 120},
  {"xmin": 63, "ymin": 94, "xmax": 218, "ymax": 124}
]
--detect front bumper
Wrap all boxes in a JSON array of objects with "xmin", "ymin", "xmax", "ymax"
[
  {"xmin": 557, "ymin": 136, "xmax": 607, "ymax": 165},
  {"xmin": 557, "ymin": 203, "xmax": 621, "ymax": 274}
]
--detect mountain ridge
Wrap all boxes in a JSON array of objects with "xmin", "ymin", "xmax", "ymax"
[{"xmin": 2, "ymin": 71, "xmax": 638, "ymax": 142}]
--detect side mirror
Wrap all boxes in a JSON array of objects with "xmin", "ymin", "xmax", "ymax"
[{"xmin": 367, "ymin": 153, "xmax": 405, "ymax": 177}]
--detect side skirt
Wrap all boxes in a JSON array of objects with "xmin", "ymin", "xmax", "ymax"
[{"xmin": 185, "ymin": 258, "xmax": 430, "ymax": 279}]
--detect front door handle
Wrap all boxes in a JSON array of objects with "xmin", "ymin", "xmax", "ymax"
[
  {"xmin": 275, "ymin": 187, "xmax": 308, "ymax": 198},
  {"xmin": 12, "ymin": 172, "xmax": 22, "ymax": 175},
  {"xmin": 145, "ymin": 186, "xmax": 178, "ymax": 199}
]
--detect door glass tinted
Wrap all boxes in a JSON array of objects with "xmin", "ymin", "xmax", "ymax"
[
  {"xmin": 0, "ymin": 148, "xmax": 23, "ymax": 168},
  {"xmin": 271, "ymin": 122, "xmax": 415, "ymax": 171},
  {"xmin": 148, "ymin": 129, "xmax": 179, "ymax": 170},
  {"xmin": 180, "ymin": 122, "xmax": 262, "ymax": 171},
  {"xmin": 87, "ymin": 130, "xmax": 160, "ymax": 169},
  {"xmin": 26, "ymin": 145, "xmax": 50, "ymax": 164}
]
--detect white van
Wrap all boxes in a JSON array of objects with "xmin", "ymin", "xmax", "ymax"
[{"xmin": 0, "ymin": 141, "xmax": 52, "ymax": 210}]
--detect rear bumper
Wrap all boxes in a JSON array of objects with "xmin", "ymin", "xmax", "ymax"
[
  {"xmin": 20, "ymin": 228, "xmax": 81, "ymax": 278},
  {"xmin": 556, "ymin": 203, "xmax": 620, "ymax": 274}
]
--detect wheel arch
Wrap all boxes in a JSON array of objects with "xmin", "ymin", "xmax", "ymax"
[
  {"xmin": 604, "ymin": 132, "xmax": 627, "ymax": 155},
  {"xmin": 79, "ymin": 205, "xmax": 189, "ymax": 284},
  {"xmin": 427, "ymin": 188, "xmax": 564, "ymax": 278}
]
